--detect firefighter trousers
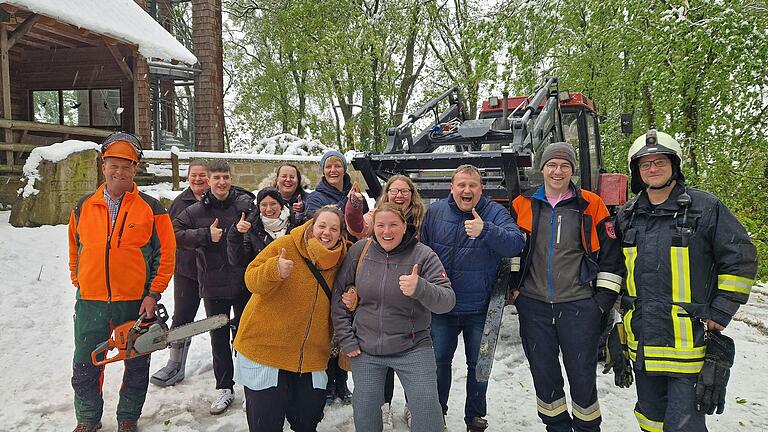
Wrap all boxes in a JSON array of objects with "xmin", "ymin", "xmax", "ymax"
[
  {"xmin": 516, "ymin": 295, "xmax": 603, "ymax": 432},
  {"xmin": 72, "ymin": 299, "xmax": 150, "ymax": 425},
  {"xmin": 633, "ymin": 367, "xmax": 707, "ymax": 432}
]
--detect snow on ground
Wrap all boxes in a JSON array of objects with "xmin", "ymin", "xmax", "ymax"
[{"xmin": 1, "ymin": 210, "xmax": 766, "ymax": 431}]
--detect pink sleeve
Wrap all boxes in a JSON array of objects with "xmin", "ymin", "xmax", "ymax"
[{"xmin": 345, "ymin": 200, "xmax": 374, "ymax": 239}]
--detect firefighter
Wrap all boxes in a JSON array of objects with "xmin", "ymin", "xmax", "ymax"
[
  {"xmin": 510, "ymin": 142, "xmax": 624, "ymax": 432},
  {"xmin": 615, "ymin": 130, "xmax": 757, "ymax": 431}
]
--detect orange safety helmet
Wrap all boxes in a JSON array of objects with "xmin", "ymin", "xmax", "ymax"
[{"xmin": 101, "ymin": 132, "xmax": 143, "ymax": 163}]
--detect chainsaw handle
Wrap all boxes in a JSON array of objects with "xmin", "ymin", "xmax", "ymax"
[{"xmin": 91, "ymin": 339, "xmax": 126, "ymax": 367}]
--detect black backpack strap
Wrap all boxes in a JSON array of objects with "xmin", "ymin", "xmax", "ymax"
[{"xmin": 303, "ymin": 257, "xmax": 332, "ymax": 301}]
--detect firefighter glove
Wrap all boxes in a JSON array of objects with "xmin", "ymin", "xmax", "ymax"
[
  {"xmin": 602, "ymin": 322, "xmax": 633, "ymax": 388},
  {"xmin": 696, "ymin": 331, "xmax": 735, "ymax": 415}
]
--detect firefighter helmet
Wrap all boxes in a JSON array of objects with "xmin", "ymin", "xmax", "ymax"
[{"xmin": 627, "ymin": 129, "xmax": 684, "ymax": 193}]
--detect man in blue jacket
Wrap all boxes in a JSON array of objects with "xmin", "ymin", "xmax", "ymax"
[{"xmin": 422, "ymin": 164, "xmax": 526, "ymax": 431}]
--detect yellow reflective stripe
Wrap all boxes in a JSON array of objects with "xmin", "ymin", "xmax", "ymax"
[
  {"xmin": 572, "ymin": 401, "xmax": 601, "ymax": 422},
  {"xmin": 634, "ymin": 410, "xmax": 663, "ymax": 432},
  {"xmin": 718, "ymin": 274, "xmax": 753, "ymax": 295},
  {"xmin": 644, "ymin": 345, "xmax": 705, "ymax": 360},
  {"xmin": 624, "ymin": 308, "xmax": 638, "ymax": 361},
  {"xmin": 670, "ymin": 247, "xmax": 693, "ymax": 348},
  {"xmin": 536, "ymin": 397, "xmax": 568, "ymax": 417},
  {"xmin": 596, "ymin": 271, "xmax": 622, "ymax": 293},
  {"xmin": 644, "ymin": 359, "xmax": 704, "ymax": 374},
  {"xmin": 623, "ymin": 247, "xmax": 637, "ymax": 297}
]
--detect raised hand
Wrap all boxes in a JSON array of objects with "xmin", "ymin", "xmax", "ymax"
[
  {"xmin": 236, "ymin": 212, "xmax": 251, "ymax": 233},
  {"xmin": 210, "ymin": 218, "xmax": 223, "ymax": 242},
  {"xmin": 277, "ymin": 248, "xmax": 294, "ymax": 279},
  {"xmin": 464, "ymin": 207, "xmax": 484, "ymax": 238},
  {"xmin": 348, "ymin": 182, "xmax": 364, "ymax": 208},
  {"xmin": 292, "ymin": 195, "xmax": 304, "ymax": 213},
  {"xmin": 399, "ymin": 264, "xmax": 419, "ymax": 297}
]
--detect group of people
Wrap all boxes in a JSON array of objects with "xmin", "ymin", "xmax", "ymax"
[{"xmin": 68, "ymin": 129, "xmax": 756, "ymax": 432}]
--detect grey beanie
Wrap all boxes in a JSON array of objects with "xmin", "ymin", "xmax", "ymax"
[
  {"xmin": 319, "ymin": 150, "xmax": 347, "ymax": 173},
  {"xmin": 539, "ymin": 142, "xmax": 577, "ymax": 171}
]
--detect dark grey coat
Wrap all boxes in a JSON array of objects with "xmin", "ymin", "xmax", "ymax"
[{"xmin": 332, "ymin": 229, "xmax": 455, "ymax": 356}]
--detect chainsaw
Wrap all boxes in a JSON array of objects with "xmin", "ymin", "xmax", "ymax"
[{"xmin": 91, "ymin": 304, "xmax": 229, "ymax": 366}]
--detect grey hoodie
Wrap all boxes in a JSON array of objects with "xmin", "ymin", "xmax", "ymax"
[{"xmin": 332, "ymin": 229, "xmax": 455, "ymax": 356}]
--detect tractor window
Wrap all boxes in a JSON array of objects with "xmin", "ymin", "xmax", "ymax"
[
  {"xmin": 586, "ymin": 114, "xmax": 600, "ymax": 189},
  {"xmin": 562, "ymin": 112, "xmax": 581, "ymax": 187}
]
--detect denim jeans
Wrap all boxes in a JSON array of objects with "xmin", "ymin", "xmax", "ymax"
[{"xmin": 430, "ymin": 312, "xmax": 487, "ymax": 425}]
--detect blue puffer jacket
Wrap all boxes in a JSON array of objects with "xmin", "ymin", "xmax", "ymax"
[{"xmin": 422, "ymin": 195, "xmax": 525, "ymax": 314}]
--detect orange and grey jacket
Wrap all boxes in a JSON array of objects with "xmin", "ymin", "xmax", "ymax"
[
  {"xmin": 616, "ymin": 183, "xmax": 757, "ymax": 376},
  {"xmin": 511, "ymin": 184, "xmax": 625, "ymax": 311},
  {"xmin": 68, "ymin": 183, "xmax": 176, "ymax": 301}
]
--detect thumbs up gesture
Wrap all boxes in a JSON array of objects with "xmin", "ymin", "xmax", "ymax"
[
  {"xmin": 292, "ymin": 195, "xmax": 304, "ymax": 213},
  {"xmin": 399, "ymin": 264, "xmax": 419, "ymax": 297},
  {"xmin": 236, "ymin": 212, "xmax": 251, "ymax": 233},
  {"xmin": 348, "ymin": 181, "xmax": 364, "ymax": 208},
  {"xmin": 464, "ymin": 208, "xmax": 484, "ymax": 238},
  {"xmin": 210, "ymin": 218, "xmax": 223, "ymax": 242},
  {"xmin": 277, "ymin": 248, "xmax": 294, "ymax": 279}
]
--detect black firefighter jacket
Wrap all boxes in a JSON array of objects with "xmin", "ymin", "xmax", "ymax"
[
  {"xmin": 616, "ymin": 183, "xmax": 757, "ymax": 376},
  {"xmin": 174, "ymin": 186, "xmax": 255, "ymax": 299}
]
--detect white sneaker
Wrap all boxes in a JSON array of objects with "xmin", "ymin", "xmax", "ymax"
[
  {"xmin": 210, "ymin": 389, "xmax": 234, "ymax": 415},
  {"xmin": 404, "ymin": 404, "xmax": 412, "ymax": 428},
  {"xmin": 382, "ymin": 403, "xmax": 393, "ymax": 431}
]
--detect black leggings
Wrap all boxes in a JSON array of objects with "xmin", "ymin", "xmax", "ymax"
[{"xmin": 245, "ymin": 370, "xmax": 326, "ymax": 432}]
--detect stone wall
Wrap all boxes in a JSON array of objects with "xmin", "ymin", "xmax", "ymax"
[
  {"xmin": 9, "ymin": 149, "xmax": 100, "ymax": 227},
  {"xmin": 8, "ymin": 152, "xmax": 368, "ymax": 227}
]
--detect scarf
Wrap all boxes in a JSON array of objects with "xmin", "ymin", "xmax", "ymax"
[{"xmin": 261, "ymin": 206, "xmax": 290, "ymax": 239}]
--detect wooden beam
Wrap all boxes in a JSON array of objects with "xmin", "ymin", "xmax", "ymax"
[
  {"xmin": 104, "ymin": 41, "xmax": 133, "ymax": 81},
  {"xmin": 15, "ymin": 38, "xmax": 47, "ymax": 50},
  {"xmin": 0, "ymin": 142, "xmax": 41, "ymax": 152},
  {"xmin": 24, "ymin": 30, "xmax": 78, "ymax": 49},
  {"xmin": 7, "ymin": 13, "xmax": 39, "ymax": 48},
  {"xmin": 0, "ymin": 118, "xmax": 113, "ymax": 138},
  {"xmin": 0, "ymin": 24, "xmax": 11, "ymax": 166},
  {"xmin": 36, "ymin": 23, "xmax": 98, "ymax": 46}
]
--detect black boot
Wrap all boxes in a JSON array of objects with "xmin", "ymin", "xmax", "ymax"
[
  {"xmin": 325, "ymin": 358, "xmax": 337, "ymax": 405},
  {"xmin": 467, "ymin": 417, "xmax": 488, "ymax": 432},
  {"xmin": 335, "ymin": 369, "xmax": 352, "ymax": 404}
]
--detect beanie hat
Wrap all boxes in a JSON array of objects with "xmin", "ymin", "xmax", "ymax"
[
  {"xmin": 539, "ymin": 142, "xmax": 577, "ymax": 171},
  {"xmin": 257, "ymin": 187, "xmax": 285, "ymax": 207},
  {"xmin": 319, "ymin": 150, "xmax": 347, "ymax": 173}
]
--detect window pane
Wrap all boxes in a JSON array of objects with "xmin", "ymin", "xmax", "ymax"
[
  {"xmin": 62, "ymin": 90, "xmax": 89, "ymax": 126},
  {"xmin": 32, "ymin": 90, "xmax": 59, "ymax": 124},
  {"xmin": 586, "ymin": 114, "xmax": 600, "ymax": 189},
  {"xmin": 91, "ymin": 89, "xmax": 122, "ymax": 126}
]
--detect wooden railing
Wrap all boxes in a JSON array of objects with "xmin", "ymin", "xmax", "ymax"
[{"xmin": 0, "ymin": 119, "xmax": 112, "ymax": 174}]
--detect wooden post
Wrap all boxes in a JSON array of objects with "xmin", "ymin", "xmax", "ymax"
[
  {"xmin": 171, "ymin": 151, "xmax": 180, "ymax": 190},
  {"xmin": 0, "ymin": 23, "xmax": 14, "ymax": 168}
]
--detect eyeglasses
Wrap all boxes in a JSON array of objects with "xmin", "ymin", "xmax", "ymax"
[
  {"xmin": 387, "ymin": 188, "xmax": 412, "ymax": 196},
  {"xmin": 544, "ymin": 162, "xmax": 572, "ymax": 173},
  {"xmin": 638, "ymin": 158, "xmax": 670, "ymax": 171}
]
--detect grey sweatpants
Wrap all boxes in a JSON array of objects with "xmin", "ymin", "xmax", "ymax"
[{"xmin": 350, "ymin": 346, "xmax": 443, "ymax": 432}]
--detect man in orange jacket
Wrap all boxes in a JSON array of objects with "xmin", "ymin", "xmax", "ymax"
[{"xmin": 68, "ymin": 132, "xmax": 176, "ymax": 432}]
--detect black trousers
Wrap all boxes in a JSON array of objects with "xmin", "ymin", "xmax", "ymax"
[
  {"xmin": 517, "ymin": 295, "xmax": 603, "ymax": 432},
  {"xmin": 244, "ymin": 370, "xmax": 326, "ymax": 432},
  {"xmin": 203, "ymin": 291, "xmax": 250, "ymax": 390},
  {"xmin": 170, "ymin": 273, "xmax": 201, "ymax": 329}
]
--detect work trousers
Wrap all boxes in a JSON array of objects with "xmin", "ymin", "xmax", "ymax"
[
  {"xmin": 633, "ymin": 368, "xmax": 707, "ymax": 432},
  {"xmin": 516, "ymin": 295, "xmax": 603, "ymax": 432},
  {"xmin": 203, "ymin": 291, "xmax": 250, "ymax": 390},
  {"xmin": 72, "ymin": 299, "xmax": 150, "ymax": 425}
]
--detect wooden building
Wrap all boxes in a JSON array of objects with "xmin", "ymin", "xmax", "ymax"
[{"xmin": 0, "ymin": 0, "xmax": 197, "ymax": 205}]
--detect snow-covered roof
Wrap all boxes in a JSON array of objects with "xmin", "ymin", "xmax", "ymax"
[{"xmin": 5, "ymin": 0, "xmax": 197, "ymax": 65}]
